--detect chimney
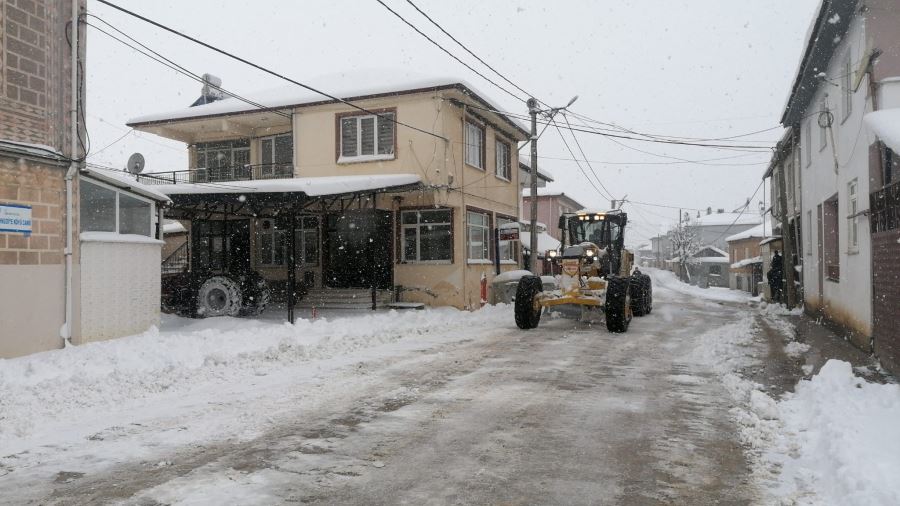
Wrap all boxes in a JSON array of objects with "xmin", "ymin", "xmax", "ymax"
[
  {"xmin": 706, "ymin": 207, "xmax": 712, "ymax": 215},
  {"xmin": 717, "ymin": 208, "xmax": 725, "ymax": 214}
]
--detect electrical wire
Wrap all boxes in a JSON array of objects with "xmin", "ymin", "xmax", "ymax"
[
  {"xmin": 560, "ymin": 112, "xmax": 618, "ymax": 201},
  {"xmin": 86, "ymin": 128, "xmax": 134, "ymax": 159},
  {"xmin": 93, "ymin": 0, "xmax": 449, "ymax": 142},
  {"xmin": 548, "ymin": 117, "xmax": 614, "ymax": 202}
]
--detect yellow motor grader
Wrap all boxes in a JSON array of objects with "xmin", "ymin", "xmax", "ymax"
[{"xmin": 514, "ymin": 209, "xmax": 652, "ymax": 332}]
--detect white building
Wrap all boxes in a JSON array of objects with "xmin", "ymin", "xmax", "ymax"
[{"xmin": 779, "ymin": 0, "xmax": 900, "ymax": 354}]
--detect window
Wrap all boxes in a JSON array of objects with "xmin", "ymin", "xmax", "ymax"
[
  {"xmin": 824, "ymin": 195, "xmax": 840, "ymax": 281},
  {"xmin": 467, "ymin": 210, "xmax": 490, "ymax": 261},
  {"xmin": 464, "ymin": 120, "xmax": 485, "ymax": 169},
  {"xmin": 847, "ymin": 179, "xmax": 858, "ymax": 251},
  {"xmin": 842, "ymin": 51, "xmax": 853, "ymax": 122},
  {"xmin": 495, "ymin": 139, "xmax": 511, "ymax": 180},
  {"xmin": 709, "ymin": 264, "xmax": 722, "ymax": 276},
  {"xmin": 260, "ymin": 134, "xmax": 293, "ymax": 178},
  {"xmin": 80, "ymin": 179, "xmax": 154, "ymax": 237},
  {"xmin": 882, "ymin": 145, "xmax": 897, "ymax": 187},
  {"xmin": 195, "ymin": 140, "xmax": 250, "ymax": 170},
  {"xmin": 257, "ymin": 217, "xmax": 319, "ymax": 266},
  {"xmin": 806, "ymin": 210, "xmax": 812, "ymax": 255},
  {"xmin": 497, "ymin": 216, "xmax": 518, "ymax": 263},
  {"xmin": 805, "ymin": 120, "xmax": 812, "ymax": 167},
  {"xmin": 339, "ymin": 112, "xmax": 395, "ymax": 161},
  {"xmin": 400, "ymin": 209, "xmax": 452, "ymax": 263}
]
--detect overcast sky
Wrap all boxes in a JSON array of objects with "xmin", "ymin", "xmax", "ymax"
[{"xmin": 85, "ymin": 0, "xmax": 819, "ymax": 246}]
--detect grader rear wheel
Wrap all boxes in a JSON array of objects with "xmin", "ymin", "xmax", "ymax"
[{"xmin": 514, "ymin": 275, "xmax": 543, "ymax": 329}]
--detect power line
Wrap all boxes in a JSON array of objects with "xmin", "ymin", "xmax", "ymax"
[
  {"xmin": 560, "ymin": 112, "xmax": 618, "ymax": 201},
  {"xmin": 86, "ymin": 128, "xmax": 133, "ymax": 159},
  {"xmin": 93, "ymin": 0, "xmax": 449, "ymax": 143},
  {"xmin": 373, "ymin": 0, "xmax": 526, "ymax": 104},
  {"xmin": 548, "ymin": 117, "xmax": 613, "ymax": 202}
]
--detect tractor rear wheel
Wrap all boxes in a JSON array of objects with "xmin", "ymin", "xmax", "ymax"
[
  {"xmin": 197, "ymin": 276, "xmax": 242, "ymax": 318},
  {"xmin": 630, "ymin": 274, "xmax": 648, "ymax": 317},
  {"xmin": 642, "ymin": 273, "xmax": 653, "ymax": 314},
  {"xmin": 605, "ymin": 276, "xmax": 632, "ymax": 333},
  {"xmin": 514, "ymin": 275, "xmax": 543, "ymax": 329}
]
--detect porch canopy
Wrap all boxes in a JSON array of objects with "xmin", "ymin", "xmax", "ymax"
[{"xmin": 140, "ymin": 173, "xmax": 423, "ymax": 322}]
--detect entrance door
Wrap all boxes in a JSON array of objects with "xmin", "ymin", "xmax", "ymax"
[{"xmin": 323, "ymin": 210, "xmax": 393, "ymax": 289}]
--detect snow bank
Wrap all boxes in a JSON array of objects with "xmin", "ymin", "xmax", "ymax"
[
  {"xmin": 774, "ymin": 360, "xmax": 900, "ymax": 505},
  {"xmin": 647, "ymin": 267, "xmax": 752, "ymax": 304},
  {"xmin": 0, "ymin": 306, "xmax": 510, "ymax": 446}
]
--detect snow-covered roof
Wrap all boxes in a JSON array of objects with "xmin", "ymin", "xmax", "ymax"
[
  {"xmin": 731, "ymin": 256, "xmax": 763, "ymax": 269},
  {"xmin": 521, "ymin": 188, "xmax": 567, "ymax": 198},
  {"xmin": 725, "ymin": 223, "xmax": 768, "ymax": 243},
  {"xmin": 694, "ymin": 245, "xmax": 728, "ymax": 258},
  {"xmin": 152, "ymin": 174, "xmax": 421, "ymax": 197},
  {"xmin": 518, "ymin": 161, "xmax": 554, "ymax": 182},
  {"xmin": 81, "ymin": 167, "xmax": 172, "ymax": 202},
  {"xmin": 693, "ymin": 256, "xmax": 732, "ymax": 264},
  {"xmin": 128, "ymin": 70, "xmax": 528, "ymax": 135},
  {"xmin": 694, "ymin": 212, "xmax": 762, "ymax": 227},
  {"xmin": 864, "ymin": 108, "xmax": 900, "ymax": 154},
  {"xmin": 519, "ymin": 231, "xmax": 561, "ymax": 257},
  {"xmin": 0, "ymin": 138, "xmax": 63, "ymax": 159},
  {"xmin": 162, "ymin": 220, "xmax": 186, "ymax": 234},
  {"xmin": 759, "ymin": 236, "xmax": 782, "ymax": 247}
]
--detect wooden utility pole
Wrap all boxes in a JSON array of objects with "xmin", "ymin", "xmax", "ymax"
[{"xmin": 528, "ymin": 97, "xmax": 540, "ymax": 274}]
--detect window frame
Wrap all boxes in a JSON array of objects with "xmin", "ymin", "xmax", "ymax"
[
  {"xmin": 256, "ymin": 217, "xmax": 320, "ymax": 267},
  {"xmin": 259, "ymin": 132, "xmax": 294, "ymax": 178},
  {"xmin": 466, "ymin": 207, "xmax": 492, "ymax": 263},
  {"xmin": 79, "ymin": 177, "xmax": 156, "ymax": 238},
  {"xmin": 335, "ymin": 109, "xmax": 397, "ymax": 163},
  {"xmin": 496, "ymin": 214, "xmax": 518, "ymax": 264},
  {"xmin": 398, "ymin": 208, "xmax": 454, "ymax": 264},
  {"xmin": 464, "ymin": 119, "xmax": 486, "ymax": 170},
  {"xmin": 847, "ymin": 178, "xmax": 858, "ymax": 253},
  {"xmin": 495, "ymin": 138, "xmax": 512, "ymax": 181},
  {"xmin": 841, "ymin": 50, "xmax": 853, "ymax": 123}
]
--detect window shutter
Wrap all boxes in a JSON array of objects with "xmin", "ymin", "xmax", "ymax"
[
  {"xmin": 341, "ymin": 118, "xmax": 358, "ymax": 157},
  {"xmin": 360, "ymin": 117, "xmax": 375, "ymax": 155}
]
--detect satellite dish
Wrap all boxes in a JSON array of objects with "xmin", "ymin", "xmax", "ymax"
[{"xmin": 126, "ymin": 152, "xmax": 146, "ymax": 174}]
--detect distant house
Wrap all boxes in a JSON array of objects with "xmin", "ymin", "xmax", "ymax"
[
  {"xmin": 521, "ymin": 187, "xmax": 585, "ymax": 242},
  {"xmin": 726, "ymin": 223, "xmax": 767, "ymax": 295},
  {"xmin": 690, "ymin": 208, "xmax": 762, "ymax": 252},
  {"xmin": 687, "ymin": 246, "xmax": 731, "ymax": 288},
  {"xmin": 128, "ymin": 73, "xmax": 528, "ymax": 311}
]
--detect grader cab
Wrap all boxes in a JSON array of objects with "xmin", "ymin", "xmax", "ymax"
[{"xmin": 514, "ymin": 210, "xmax": 652, "ymax": 332}]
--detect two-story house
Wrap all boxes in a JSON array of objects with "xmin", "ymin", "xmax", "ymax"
[
  {"xmin": 778, "ymin": 0, "xmax": 900, "ymax": 373},
  {"xmin": 521, "ymin": 188, "xmax": 585, "ymax": 242},
  {"xmin": 128, "ymin": 74, "xmax": 528, "ymax": 312}
]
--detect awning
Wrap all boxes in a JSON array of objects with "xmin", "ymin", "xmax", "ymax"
[
  {"xmin": 864, "ymin": 109, "xmax": 900, "ymax": 153},
  {"xmin": 81, "ymin": 166, "xmax": 172, "ymax": 203},
  {"xmin": 147, "ymin": 174, "xmax": 422, "ymax": 197}
]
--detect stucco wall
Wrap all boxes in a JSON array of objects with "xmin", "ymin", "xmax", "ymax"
[
  {"xmin": 79, "ymin": 238, "xmax": 161, "ymax": 343},
  {"xmin": 798, "ymin": 15, "xmax": 873, "ymax": 343}
]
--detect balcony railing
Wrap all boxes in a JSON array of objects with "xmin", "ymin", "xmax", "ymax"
[
  {"xmin": 138, "ymin": 164, "xmax": 294, "ymax": 185},
  {"xmin": 871, "ymin": 179, "xmax": 900, "ymax": 233}
]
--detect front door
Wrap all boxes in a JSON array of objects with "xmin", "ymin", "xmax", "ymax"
[{"xmin": 323, "ymin": 210, "xmax": 393, "ymax": 289}]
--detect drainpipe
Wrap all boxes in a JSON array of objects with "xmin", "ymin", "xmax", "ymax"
[{"xmin": 62, "ymin": 0, "xmax": 80, "ymax": 346}]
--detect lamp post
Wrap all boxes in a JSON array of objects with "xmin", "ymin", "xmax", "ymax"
[{"xmin": 528, "ymin": 95, "xmax": 578, "ymax": 273}]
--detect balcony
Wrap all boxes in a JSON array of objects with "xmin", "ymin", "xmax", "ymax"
[
  {"xmin": 138, "ymin": 164, "xmax": 294, "ymax": 185},
  {"xmin": 871, "ymin": 179, "xmax": 900, "ymax": 233}
]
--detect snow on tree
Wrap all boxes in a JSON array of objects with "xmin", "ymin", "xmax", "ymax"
[{"xmin": 670, "ymin": 215, "xmax": 700, "ymax": 282}]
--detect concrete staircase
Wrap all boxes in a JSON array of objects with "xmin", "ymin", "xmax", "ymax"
[{"xmin": 296, "ymin": 288, "xmax": 393, "ymax": 310}]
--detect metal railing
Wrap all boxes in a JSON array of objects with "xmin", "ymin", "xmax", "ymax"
[
  {"xmin": 161, "ymin": 241, "xmax": 190, "ymax": 275},
  {"xmin": 871, "ymin": 179, "xmax": 900, "ymax": 233},
  {"xmin": 138, "ymin": 164, "xmax": 294, "ymax": 185}
]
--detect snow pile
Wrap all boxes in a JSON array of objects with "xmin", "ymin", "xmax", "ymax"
[
  {"xmin": 647, "ymin": 267, "xmax": 752, "ymax": 304},
  {"xmin": 784, "ymin": 341, "xmax": 811, "ymax": 357},
  {"xmin": 773, "ymin": 360, "xmax": 900, "ymax": 505},
  {"xmin": 0, "ymin": 306, "xmax": 510, "ymax": 446}
]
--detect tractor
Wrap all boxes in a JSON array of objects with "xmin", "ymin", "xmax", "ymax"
[{"xmin": 514, "ymin": 209, "xmax": 652, "ymax": 332}]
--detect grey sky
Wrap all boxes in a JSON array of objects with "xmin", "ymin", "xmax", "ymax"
[{"xmin": 85, "ymin": 0, "xmax": 819, "ymax": 245}]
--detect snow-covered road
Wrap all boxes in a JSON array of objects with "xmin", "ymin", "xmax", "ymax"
[{"xmin": 1, "ymin": 269, "xmax": 897, "ymax": 505}]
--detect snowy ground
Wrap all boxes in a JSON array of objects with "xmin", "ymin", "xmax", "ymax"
[{"xmin": 1, "ymin": 268, "xmax": 897, "ymax": 505}]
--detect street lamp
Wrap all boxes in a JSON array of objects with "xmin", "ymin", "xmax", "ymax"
[{"xmin": 527, "ymin": 95, "xmax": 578, "ymax": 274}]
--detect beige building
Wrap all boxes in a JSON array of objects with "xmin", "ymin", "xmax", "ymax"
[
  {"xmin": 130, "ymin": 76, "xmax": 528, "ymax": 311},
  {"xmin": 1, "ymin": 0, "xmax": 169, "ymax": 358}
]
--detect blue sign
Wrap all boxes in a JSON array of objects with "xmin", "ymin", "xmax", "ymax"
[{"xmin": 0, "ymin": 204, "xmax": 32, "ymax": 236}]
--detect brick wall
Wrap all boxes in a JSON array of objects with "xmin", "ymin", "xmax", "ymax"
[
  {"xmin": 1, "ymin": 0, "xmax": 82, "ymax": 155},
  {"xmin": 0, "ymin": 155, "xmax": 67, "ymax": 265},
  {"xmin": 872, "ymin": 230, "xmax": 900, "ymax": 375}
]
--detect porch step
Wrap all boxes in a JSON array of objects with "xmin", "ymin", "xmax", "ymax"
[{"xmin": 297, "ymin": 289, "xmax": 393, "ymax": 309}]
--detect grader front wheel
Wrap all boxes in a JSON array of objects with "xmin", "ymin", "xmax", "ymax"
[
  {"xmin": 514, "ymin": 275, "xmax": 543, "ymax": 329},
  {"xmin": 605, "ymin": 276, "xmax": 632, "ymax": 333}
]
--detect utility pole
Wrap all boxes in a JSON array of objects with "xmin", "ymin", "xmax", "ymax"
[{"xmin": 528, "ymin": 97, "xmax": 540, "ymax": 274}]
